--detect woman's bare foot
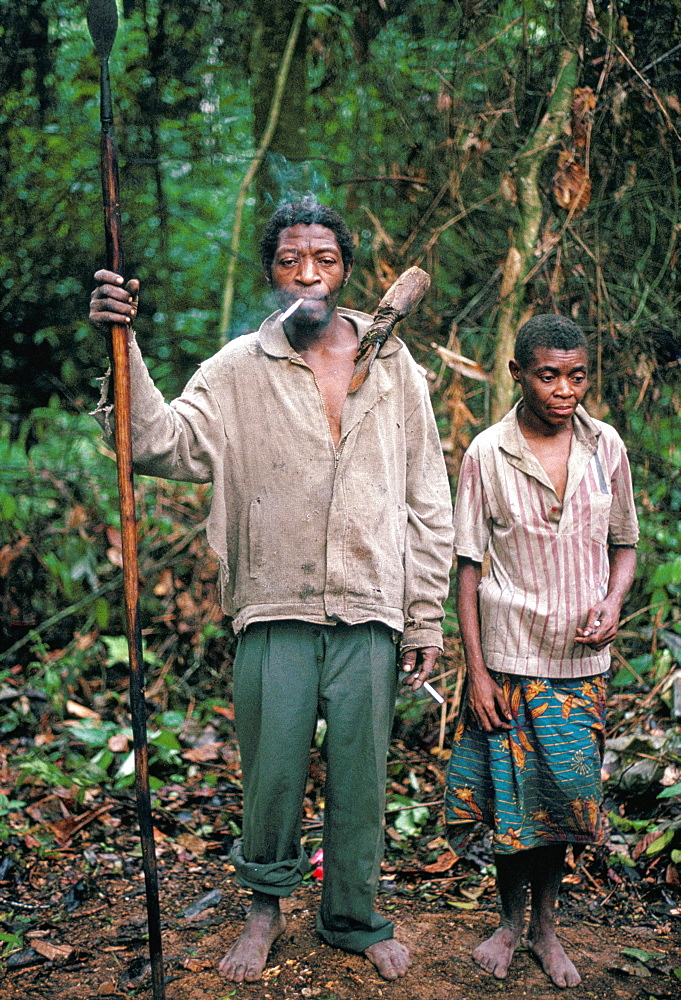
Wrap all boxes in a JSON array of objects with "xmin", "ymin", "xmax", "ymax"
[
  {"xmin": 364, "ymin": 938, "xmax": 411, "ymax": 980},
  {"xmin": 218, "ymin": 893, "xmax": 286, "ymax": 982},
  {"xmin": 526, "ymin": 929, "xmax": 581, "ymax": 988},
  {"xmin": 473, "ymin": 925, "xmax": 522, "ymax": 979}
]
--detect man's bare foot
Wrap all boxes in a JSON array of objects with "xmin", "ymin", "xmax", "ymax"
[
  {"xmin": 364, "ymin": 938, "xmax": 411, "ymax": 980},
  {"xmin": 218, "ymin": 893, "xmax": 286, "ymax": 983},
  {"xmin": 473, "ymin": 926, "xmax": 522, "ymax": 979},
  {"xmin": 526, "ymin": 929, "xmax": 581, "ymax": 988}
]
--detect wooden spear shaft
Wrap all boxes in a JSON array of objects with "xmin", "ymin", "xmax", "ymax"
[{"xmin": 87, "ymin": 2, "xmax": 165, "ymax": 997}]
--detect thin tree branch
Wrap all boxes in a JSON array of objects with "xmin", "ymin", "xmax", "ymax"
[{"xmin": 330, "ymin": 174, "xmax": 434, "ymax": 188}]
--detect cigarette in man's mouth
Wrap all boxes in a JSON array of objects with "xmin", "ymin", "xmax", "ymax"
[
  {"xmin": 422, "ymin": 681, "xmax": 445, "ymax": 704},
  {"xmin": 280, "ymin": 298, "xmax": 305, "ymax": 323}
]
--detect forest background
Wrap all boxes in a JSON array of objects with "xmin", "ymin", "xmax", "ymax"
[{"xmin": 1, "ymin": 0, "xmax": 681, "ymax": 980}]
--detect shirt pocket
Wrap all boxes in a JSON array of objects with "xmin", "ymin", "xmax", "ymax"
[
  {"xmin": 248, "ymin": 497, "xmax": 265, "ymax": 577},
  {"xmin": 396, "ymin": 503, "xmax": 408, "ymax": 548},
  {"xmin": 590, "ymin": 493, "xmax": 612, "ymax": 545}
]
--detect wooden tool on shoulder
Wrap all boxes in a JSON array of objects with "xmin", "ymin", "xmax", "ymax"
[{"xmin": 348, "ymin": 266, "xmax": 431, "ymax": 393}]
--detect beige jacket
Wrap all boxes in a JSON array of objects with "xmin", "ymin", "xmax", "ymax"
[{"xmin": 94, "ymin": 308, "xmax": 454, "ymax": 650}]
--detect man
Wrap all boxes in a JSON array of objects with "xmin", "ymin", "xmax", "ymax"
[
  {"xmin": 444, "ymin": 315, "xmax": 638, "ymax": 988},
  {"xmin": 90, "ymin": 199, "xmax": 454, "ymax": 982}
]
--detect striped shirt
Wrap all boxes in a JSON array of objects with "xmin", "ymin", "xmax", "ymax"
[{"xmin": 454, "ymin": 402, "xmax": 639, "ymax": 678}]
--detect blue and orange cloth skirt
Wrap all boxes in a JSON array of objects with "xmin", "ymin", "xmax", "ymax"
[{"xmin": 445, "ymin": 673, "xmax": 608, "ymax": 854}]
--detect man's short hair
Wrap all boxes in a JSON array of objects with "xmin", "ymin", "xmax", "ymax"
[
  {"xmin": 514, "ymin": 314, "xmax": 588, "ymax": 369},
  {"xmin": 259, "ymin": 197, "xmax": 355, "ymax": 278}
]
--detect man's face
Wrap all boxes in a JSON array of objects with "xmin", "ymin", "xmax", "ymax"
[
  {"xmin": 509, "ymin": 346, "xmax": 589, "ymax": 430},
  {"xmin": 269, "ymin": 223, "xmax": 350, "ymax": 327}
]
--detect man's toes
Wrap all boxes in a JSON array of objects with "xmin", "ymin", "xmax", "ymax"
[
  {"xmin": 218, "ymin": 952, "xmax": 246, "ymax": 981},
  {"xmin": 244, "ymin": 961, "xmax": 265, "ymax": 982},
  {"xmin": 473, "ymin": 949, "xmax": 497, "ymax": 975},
  {"xmin": 231, "ymin": 964, "xmax": 246, "ymax": 982},
  {"xmin": 490, "ymin": 957, "xmax": 508, "ymax": 979},
  {"xmin": 390, "ymin": 945, "xmax": 411, "ymax": 976},
  {"xmin": 364, "ymin": 939, "xmax": 411, "ymax": 980},
  {"xmin": 555, "ymin": 965, "xmax": 581, "ymax": 988}
]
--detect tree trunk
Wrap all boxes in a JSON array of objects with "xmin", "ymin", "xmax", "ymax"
[{"xmin": 490, "ymin": 0, "xmax": 584, "ymax": 422}]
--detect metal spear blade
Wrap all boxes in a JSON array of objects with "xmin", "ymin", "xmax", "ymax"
[{"xmin": 87, "ymin": 0, "xmax": 118, "ymax": 62}]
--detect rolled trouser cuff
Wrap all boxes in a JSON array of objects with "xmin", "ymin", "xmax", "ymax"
[
  {"xmin": 230, "ymin": 838, "xmax": 310, "ymax": 897},
  {"xmin": 315, "ymin": 910, "xmax": 393, "ymax": 953}
]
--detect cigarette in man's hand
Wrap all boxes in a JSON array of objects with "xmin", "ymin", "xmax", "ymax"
[
  {"xmin": 422, "ymin": 681, "xmax": 445, "ymax": 704},
  {"xmin": 593, "ymin": 619, "xmax": 602, "ymax": 628},
  {"xmin": 280, "ymin": 298, "xmax": 305, "ymax": 323}
]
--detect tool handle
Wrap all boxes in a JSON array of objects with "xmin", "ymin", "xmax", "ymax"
[
  {"xmin": 374, "ymin": 266, "xmax": 431, "ymax": 319},
  {"xmin": 348, "ymin": 266, "xmax": 431, "ymax": 393}
]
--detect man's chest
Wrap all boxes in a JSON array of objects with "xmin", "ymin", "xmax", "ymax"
[
  {"xmin": 519, "ymin": 435, "xmax": 572, "ymax": 501},
  {"xmin": 218, "ymin": 355, "xmax": 407, "ymax": 480},
  {"xmin": 485, "ymin": 455, "xmax": 604, "ymax": 543},
  {"xmin": 298, "ymin": 350, "xmax": 357, "ymax": 448}
]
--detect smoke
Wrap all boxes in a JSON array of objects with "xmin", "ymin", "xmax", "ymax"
[
  {"xmin": 231, "ymin": 154, "xmax": 337, "ymax": 335},
  {"xmin": 263, "ymin": 153, "xmax": 331, "ymax": 210}
]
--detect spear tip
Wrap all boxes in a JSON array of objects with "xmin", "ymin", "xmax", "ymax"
[{"xmin": 87, "ymin": 0, "xmax": 119, "ymax": 63}]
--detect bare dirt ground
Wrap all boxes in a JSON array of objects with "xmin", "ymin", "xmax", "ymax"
[
  {"xmin": 1, "ymin": 849, "xmax": 679, "ymax": 1000},
  {"xmin": 2, "ymin": 676, "xmax": 679, "ymax": 1000}
]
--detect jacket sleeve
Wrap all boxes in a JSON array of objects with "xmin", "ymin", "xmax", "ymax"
[
  {"xmin": 401, "ymin": 375, "xmax": 454, "ymax": 651},
  {"xmin": 91, "ymin": 334, "xmax": 223, "ymax": 484}
]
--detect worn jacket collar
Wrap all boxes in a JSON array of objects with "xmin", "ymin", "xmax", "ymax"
[{"xmin": 257, "ymin": 307, "xmax": 404, "ymax": 360}]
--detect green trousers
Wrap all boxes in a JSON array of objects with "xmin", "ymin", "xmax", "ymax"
[{"xmin": 230, "ymin": 619, "xmax": 398, "ymax": 952}]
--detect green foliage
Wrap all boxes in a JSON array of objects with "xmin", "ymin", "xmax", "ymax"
[
  {"xmin": 111, "ymin": 726, "xmax": 184, "ymax": 792},
  {"xmin": 0, "ymin": 792, "xmax": 27, "ymax": 848},
  {"xmin": 387, "ymin": 794, "xmax": 430, "ymax": 838},
  {"xmin": 658, "ymin": 782, "xmax": 681, "ymax": 800},
  {"xmin": 2, "ymin": 0, "xmax": 679, "ymax": 404},
  {"xmin": 0, "ymin": 405, "xmax": 117, "ymax": 655}
]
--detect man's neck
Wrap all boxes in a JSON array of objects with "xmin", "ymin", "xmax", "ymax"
[
  {"xmin": 517, "ymin": 402, "xmax": 574, "ymax": 441},
  {"xmin": 285, "ymin": 308, "xmax": 356, "ymax": 355},
  {"xmin": 517, "ymin": 403, "xmax": 573, "ymax": 500},
  {"xmin": 287, "ymin": 309, "xmax": 360, "ymax": 448}
]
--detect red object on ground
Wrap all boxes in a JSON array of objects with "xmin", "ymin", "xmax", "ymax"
[{"xmin": 310, "ymin": 848, "xmax": 324, "ymax": 880}]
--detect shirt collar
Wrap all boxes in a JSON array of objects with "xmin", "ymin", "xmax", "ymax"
[
  {"xmin": 257, "ymin": 307, "xmax": 404, "ymax": 360},
  {"xmin": 498, "ymin": 399, "xmax": 601, "ymax": 458}
]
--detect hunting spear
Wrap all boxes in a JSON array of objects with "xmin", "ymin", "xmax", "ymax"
[{"xmin": 87, "ymin": 1, "xmax": 165, "ymax": 996}]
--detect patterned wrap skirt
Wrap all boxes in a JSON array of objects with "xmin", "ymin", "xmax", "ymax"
[{"xmin": 444, "ymin": 673, "xmax": 608, "ymax": 854}]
